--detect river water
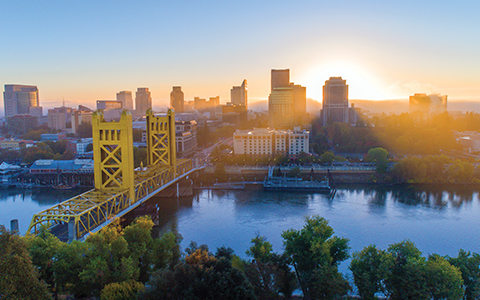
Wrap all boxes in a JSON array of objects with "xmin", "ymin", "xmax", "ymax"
[{"xmin": 2, "ymin": 184, "xmax": 480, "ymax": 271}]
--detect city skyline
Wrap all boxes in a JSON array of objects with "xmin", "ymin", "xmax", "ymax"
[{"xmin": 1, "ymin": 1, "xmax": 479, "ymax": 113}]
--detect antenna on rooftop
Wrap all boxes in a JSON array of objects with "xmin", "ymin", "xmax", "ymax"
[{"xmin": 63, "ymin": 96, "xmax": 65, "ymax": 107}]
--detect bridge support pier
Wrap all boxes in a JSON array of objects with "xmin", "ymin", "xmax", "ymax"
[{"xmin": 68, "ymin": 219, "xmax": 76, "ymax": 242}]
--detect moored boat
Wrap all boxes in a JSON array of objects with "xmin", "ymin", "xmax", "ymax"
[{"xmin": 263, "ymin": 167, "xmax": 331, "ymax": 193}]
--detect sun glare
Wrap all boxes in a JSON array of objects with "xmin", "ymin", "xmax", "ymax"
[{"xmin": 299, "ymin": 62, "xmax": 393, "ymax": 101}]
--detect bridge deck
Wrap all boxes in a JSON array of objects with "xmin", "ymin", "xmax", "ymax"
[{"xmin": 28, "ymin": 159, "xmax": 196, "ymax": 240}]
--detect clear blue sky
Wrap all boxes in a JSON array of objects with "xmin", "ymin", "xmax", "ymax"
[{"xmin": 1, "ymin": 0, "xmax": 479, "ymax": 111}]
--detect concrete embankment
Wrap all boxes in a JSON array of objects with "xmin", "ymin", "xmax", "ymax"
[{"xmin": 202, "ymin": 166, "xmax": 378, "ymax": 184}]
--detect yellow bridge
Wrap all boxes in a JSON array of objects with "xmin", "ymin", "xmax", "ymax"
[{"xmin": 28, "ymin": 109, "xmax": 201, "ymax": 241}]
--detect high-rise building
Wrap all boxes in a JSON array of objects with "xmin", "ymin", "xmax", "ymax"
[
  {"xmin": 194, "ymin": 96, "xmax": 219, "ymax": 111},
  {"xmin": 322, "ymin": 77, "xmax": 349, "ymax": 126},
  {"xmin": 72, "ymin": 105, "xmax": 93, "ymax": 135},
  {"xmin": 409, "ymin": 93, "xmax": 447, "ymax": 114},
  {"xmin": 209, "ymin": 96, "xmax": 220, "ymax": 107},
  {"xmin": 271, "ymin": 69, "xmax": 290, "ymax": 91},
  {"xmin": 231, "ymin": 79, "xmax": 248, "ymax": 107},
  {"xmin": 116, "ymin": 91, "xmax": 133, "ymax": 111},
  {"xmin": 269, "ymin": 87, "xmax": 294, "ymax": 129},
  {"xmin": 409, "ymin": 93, "xmax": 447, "ymax": 121},
  {"xmin": 170, "ymin": 86, "xmax": 185, "ymax": 113},
  {"xmin": 47, "ymin": 106, "xmax": 75, "ymax": 131},
  {"xmin": 268, "ymin": 69, "xmax": 306, "ymax": 129},
  {"xmin": 292, "ymin": 84, "xmax": 306, "ymax": 119},
  {"xmin": 3, "ymin": 84, "xmax": 40, "ymax": 117},
  {"xmin": 135, "ymin": 87, "xmax": 152, "ymax": 117}
]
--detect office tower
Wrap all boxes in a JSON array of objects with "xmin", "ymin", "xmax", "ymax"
[
  {"xmin": 322, "ymin": 77, "xmax": 349, "ymax": 126},
  {"xmin": 135, "ymin": 87, "xmax": 152, "ymax": 116},
  {"xmin": 72, "ymin": 105, "xmax": 93, "ymax": 135},
  {"xmin": 116, "ymin": 91, "xmax": 133, "ymax": 111},
  {"xmin": 409, "ymin": 93, "xmax": 447, "ymax": 114},
  {"xmin": 194, "ymin": 97, "xmax": 207, "ymax": 110},
  {"xmin": 269, "ymin": 87, "xmax": 294, "ymax": 129},
  {"xmin": 209, "ymin": 96, "xmax": 220, "ymax": 107},
  {"xmin": 3, "ymin": 84, "xmax": 39, "ymax": 117},
  {"xmin": 170, "ymin": 86, "xmax": 185, "ymax": 113},
  {"xmin": 292, "ymin": 84, "xmax": 306, "ymax": 118},
  {"xmin": 268, "ymin": 69, "xmax": 306, "ymax": 129},
  {"xmin": 409, "ymin": 93, "xmax": 447, "ymax": 121},
  {"xmin": 231, "ymin": 79, "xmax": 248, "ymax": 107},
  {"xmin": 271, "ymin": 69, "xmax": 290, "ymax": 91}
]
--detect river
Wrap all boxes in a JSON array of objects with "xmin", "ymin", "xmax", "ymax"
[{"xmin": 2, "ymin": 184, "xmax": 480, "ymax": 269}]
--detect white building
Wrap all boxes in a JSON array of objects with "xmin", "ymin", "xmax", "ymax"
[
  {"xmin": 76, "ymin": 138, "xmax": 93, "ymax": 154},
  {"xmin": 234, "ymin": 127, "xmax": 309, "ymax": 158}
]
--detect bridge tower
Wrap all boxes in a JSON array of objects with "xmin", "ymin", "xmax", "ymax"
[
  {"xmin": 92, "ymin": 110, "xmax": 135, "ymax": 201},
  {"xmin": 146, "ymin": 109, "xmax": 176, "ymax": 167}
]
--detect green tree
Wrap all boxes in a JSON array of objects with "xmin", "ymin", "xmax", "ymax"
[
  {"xmin": 0, "ymin": 226, "xmax": 52, "ymax": 300},
  {"xmin": 100, "ymin": 280, "xmax": 145, "ymax": 300},
  {"xmin": 122, "ymin": 216, "xmax": 155, "ymax": 283},
  {"xmin": 53, "ymin": 240, "xmax": 90, "ymax": 298},
  {"xmin": 425, "ymin": 255, "xmax": 464, "ymax": 300},
  {"xmin": 77, "ymin": 121, "xmax": 93, "ymax": 138},
  {"xmin": 350, "ymin": 245, "xmax": 387, "ymax": 300},
  {"xmin": 80, "ymin": 222, "xmax": 139, "ymax": 297},
  {"xmin": 213, "ymin": 162, "xmax": 228, "ymax": 182},
  {"xmin": 448, "ymin": 250, "xmax": 480, "ymax": 300},
  {"xmin": 367, "ymin": 147, "xmax": 388, "ymax": 173},
  {"xmin": 133, "ymin": 147, "xmax": 148, "ymax": 168},
  {"xmin": 132, "ymin": 128, "xmax": 143, "ymax": 142},
  {"xmin": 281, "ymin": 216, "xmax": 350, "ymax": 299},
  {"xmin": 245, "ymin": 235, "xmax": 297, "ymax": 299},
  {"xmin": 245, "ymin": 235, "xmax": 276, "ymax": 299},
  {"xmin": 383, "ymin": 240, "xmax": 428, "ymax": 300},
  {"xmin": 321, "ymin": 151, "xmax": 335, "ymax": 164},
  {"xmin": 139, "ymin": 249, "xmax": 256, "ymax": 300},
  {"xmin": 26, "ymin": 228, "xmax": 63, "ymax": 294}
]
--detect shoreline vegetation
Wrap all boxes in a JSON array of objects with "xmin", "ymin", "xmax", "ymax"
[{"xmin": 1, "ymin": 215, "xmax": 479, "ymax": 300}]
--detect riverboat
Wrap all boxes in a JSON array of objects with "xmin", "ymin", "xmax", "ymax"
[{"xmin": 263, "ymin": 167, "xmax": 331, "ymax": 193}]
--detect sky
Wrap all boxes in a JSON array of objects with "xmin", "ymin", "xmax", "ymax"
[{"xmin": 1, "ymin": 0, "xmax": 479, "ymax": 113}]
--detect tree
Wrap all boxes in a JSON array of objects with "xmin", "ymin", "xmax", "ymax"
[
  {"xmin": 281, "ymin": 216, "xmax": 350, "ymax": 299},
  {"xmin": 245, "ymin": 235, "xmax": 297, "ymax": 299},
  {"xmin": 139, "ymin": 249, "xmax": 256, "ymax": 300},
  {"xmin": 367, "ymin": 147, "xmax": 388, "ymax": 173},
  {"xmin": 320, "ymin": 151, "xmax": 335, "ymax": 164},
  {"xmin": 26, "ymin": 228, "xmax": 63, "ymax": 294},
  {"xmin": 425, "ymin": 255, "xmax": 463, "ymax": 300},
  {"xmin": 100, "ymin": 280, "xmax": 144, "ymax": 300},
  {"xmin": 80, "ymin": 221, "xmax": 139, "ymax": 297},
  {"xmin": 132, "ymin": 129, "xmax": 143, "ymax": 142},
  {"xmin": 133, "ymin": 147, "xmax": 148, "ymax": 168},
  {"xmin": 122, "ymin": 216, "xmax": 155, "ymax": 282},
  {"xmin": 77, "ymin": 121, "xmax": 93, "ymax": 138},
  {"xmin": 0, "ymin": 226, "xmax": 51, "ymax": 300},
  {"xmin": 53, "ymin": 240, "xmax": 90, "ymax": 298},
  {"xmin": 213, "ymin": 163, "xmax": 228, "ymax": 182},
  {"xmin": 448, "ymin": 250, "xmax": 480, "ymax": 300},
  {"xmin": 350, "ymin": 245, "xmax": 387, "ymax": 300},
  {"xmin": 383, "ymin": 240, "xmax": 428, "ymax": 300}
]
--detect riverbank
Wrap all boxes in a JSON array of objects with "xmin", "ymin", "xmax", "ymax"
[{"xmin": 203, "ymin": 165, "xmax": 378, "ymax": 184}]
